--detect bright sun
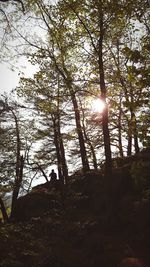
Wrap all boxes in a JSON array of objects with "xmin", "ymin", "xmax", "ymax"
[{"xmin": 91, "ymin": 98, "xmax": 105, "ymax": 113}]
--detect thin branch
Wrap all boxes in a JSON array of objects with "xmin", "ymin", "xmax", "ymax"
[
  {"xmin": 64, "ymin": 0, "xmax": 98, "ymax": 54},
  {"xmin": 0, "ymin": 0, "xmax": 25, "ymax": 13}
]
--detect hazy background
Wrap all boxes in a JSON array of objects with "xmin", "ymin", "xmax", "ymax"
[
  {"xmin": 0, "ymin": 63, "xmax": 19, "ymax": 94},
  {"xmin": 0, "ymin": 57, "xmax": 38, "ymax": 95}
]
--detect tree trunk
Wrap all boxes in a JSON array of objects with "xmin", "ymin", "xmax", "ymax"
[
  {"xmin": 89, "ymin": 142, "xmax": 98, "ymax": 170},
  {"xmin": 0, "ymin": 197, "xmax": 9, "ymax": 223},
  {"xmin": 59, "ymin": 131, "xmax": 69, "ymax": 184},
  {"xmin": 50, "ymin": 41, "xmax": 89, "ymax": 173},
  {"xmin": 56, "ymin": 82, "xmax": 69, "ymax": 184},
  {"xmin": 52, "ymin": 113, "xmax": 66, "ymax": 207},
  {"xmin": 71, "ymin": 92, "xmax": 90, "ymax": 172},
  {"xmin": 127, "ymin": 110, "xmax": 139, "ymax": 155},
  {"xmin": 127, "ymin": 113, "xmax": 133, "ymax": 156},
  {"xmin": 52, "ymin": 109, "xmax": 68, "ymax": 185},
  {"xmin": 11, "ymin": 182, "xmax": 21, "ymax": 218},
  {"xmin": 57, "ymin": 117, "xmax": 69, "ymax": 184},
  {"xmin": 53, "ymin": 115, "xmax": 64, "ymax": 185},
  {"xmin": 134, "ymin": 133, "xmax": 140, "ymax": 154},
  {"xmin": 10, "ymin": 110, "xmax": 24, "ymax": 218},
  {"xmin": 11, "ymin": 155, "xmax": 24, "ymax": 218},
  {"xmin": 118, "ymin": 96, "xmax": 124, "ymax": 157},
  {"xmin": 101, "ymin": 106, "xmax": 112, "ymax": 177},
  {"xmin": 118, "ymin": 127, "xmax": 124, "ymax": 157},
  {"xmin": 79, "ymin": 98, "xmax": 98, "ymax": 169},
  {"xmin": 132, "ymin": 113, "xmax": 140, "ymax": 154},
  {"xmin": 82, "ymin": 118, "xmax": 98, "ymax": 169},
  {"xmin": 127, "ymin": 134, "xmax": 132, "ymax": 156},
  {"xmin": 129, "ymin": 86, "xmax": 139, "ymax": 154},
  {"xmin": 98, "ymin": 11, "xmax": 112, "ymax": 178}
]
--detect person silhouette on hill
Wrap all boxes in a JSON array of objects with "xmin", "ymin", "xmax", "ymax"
[{"xmin": 49, "ymin": 169, "xmax": 57, "ymax": 183}]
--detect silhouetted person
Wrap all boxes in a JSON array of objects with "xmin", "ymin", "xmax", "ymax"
[{"xmin": 49, "ymin": 169, "xmax": 57, "ymax": 183}]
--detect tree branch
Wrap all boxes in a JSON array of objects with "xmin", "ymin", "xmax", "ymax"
[{"xmin": 0, "ymin": 0, "xmax": 25, "ymax": 13}]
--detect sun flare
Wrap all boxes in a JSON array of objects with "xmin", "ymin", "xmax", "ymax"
[{"xmin": 91, "ymin": 98, "xmax": 105, "ymax": 113}]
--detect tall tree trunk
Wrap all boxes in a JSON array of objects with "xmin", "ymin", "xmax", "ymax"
[
  {"xmin": 71, "ymin": 92, "xmax": 90, "ymax": 172},
  {"xmin": 53, "ymin": 115, "xmax": 64, "ymax": 185},
  {"xmin": 134, "ymin": 133, "xmax": 140, "ymax": 154},
  {"xmin": 127, "ymin": 116, "xmax": 133, "ymax": 156},
  {"xmin": 59, "ymin": 131, "xmax": 69, "ymax": 184},
  {"xmin": 0, "ymin": 197, "xmax": 9, "ymax": 223},
  {"xmin": 127, "ymin": 110, "xmax": 139, "ymax": 155},
  {"xmin": 119, "ymin": 130, "xmax": 124, "ymax": 158},
  {"xmin": 53, "ymin": 113, "xmax": 66, "ymax": 207},
  {"xmin": 129, "ymin": 85, "xmax": 139, "ymax": 154},
  {"xmin": 11, "ymin": 182, "xmax": 21, "ymax": 218},
  {"xmin": 127, "ymin": 133, "xmax": 132, "ymax": 156},
  {"xmin": 118, "ymin": 126, "xmax": 124, "ymax": 158},
  {"xmin": 98, "ymin": 10, "xmax": 112, "ymax": 178},
  {"xmin": 56, "ymin": 82, "xmax": 69, "ymax": 184},
  {"xmin": 50, "ymin": 44, "xmax": 89, "ymax": 173},
  {"xmin": 132, "ymin": 113, "xmax": 140, "ymax": 154},
  {"xmin": 10, "ymin": 110, "xmax": 24, "ymax": 218},
  {"xmin": 84, "ymin": 129, "xmax": 98, "ymax": 170},
  {"xmin": 101, "ymin": 105, "xmax": 112, "ymax": 177},
  {"xmin": 80, "ymin": 103, "xmax": 98, "ymax": 169},
  {"xmin": 57, "ymin": 116, "xmax": 68, "ymax": 184},
  {"xmin": 11, "ymin": 155, "xmax": 24, "ymax": 218},
  {"xmin": 118, "ymin": 95, "xmax": 124, "ymax": 157}
]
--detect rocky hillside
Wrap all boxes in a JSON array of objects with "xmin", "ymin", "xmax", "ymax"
[{"xmin": 0, "ymin": 151, "xmax": 150, "ymax": 267}]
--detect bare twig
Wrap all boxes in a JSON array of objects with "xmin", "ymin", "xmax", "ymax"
[{"xmin": 0, "ymin": 0, "xmax": 25, "ymax": 13}]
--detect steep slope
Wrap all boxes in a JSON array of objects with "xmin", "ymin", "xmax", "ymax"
[{"xmin": 0, "ymin": 151, "xmax": 150, "ymax": 267}]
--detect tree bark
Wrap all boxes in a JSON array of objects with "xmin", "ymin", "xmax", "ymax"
[
  {"xmin": 0, "ymin": 197, "xmax": 9, "ymax": 223},
  {"xmin": 71, "ymin": 91, "xmax": 90, "ymax": 172},
  {"xmin": 118, "ymin": 95, "xmax": 124, "ymax": 157},
  {"xmin": 53, "ymin": 115, "xmax": 64, "ymax": 185},
  {"xmin": 81, "ymin": 107, "xmax": 98, "ymax": 169},
  {"xmin": 118, "ymin": 129, "xmax": 124, "ymax": 157},
  {"xmin": 11, "ymin": 155, "xmax": 24, "ymax": 218},
  {"xmin": 134, "ymin": 133, "xmax": 140, "ymax": 154},
  {"xmin": 56, "ymin": 83, "xmax": 69, "ymax": 184},
  {"xmin": 132, "ymin": 113, "xmax": 140, "ymax": 154},
  {"xmin": 127, "ymin": 110, "xmax": 140, "ymax": 155},
  {"xmin": 127, "ymin": 133, "xmax": 132, "ymax": 156},
  {"xmin": 47, "ymin": 50, "xmax": 89, "ymax": 173},
  {"xmin": 84, "ymin": 132, "xmax": 98, "ymax": 170},
  {"xmin": 59, "ymin": 128, "xmax": 69, "ymax": 184},
  {"xmin": 98, "ymin": 9, "xmax": 112, "ymax": 178},
  {"xmin": 10, "ymin": 110, "xmax": 24, "ymax": 218}
]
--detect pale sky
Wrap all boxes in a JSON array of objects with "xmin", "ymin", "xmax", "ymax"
[
  {"xmin": 0, "ymin": 57, "xmax": 38, "ymax": 95},
  {"xmin": 0, "ymin": 63, "xmax": 19, "ymax": 94}
]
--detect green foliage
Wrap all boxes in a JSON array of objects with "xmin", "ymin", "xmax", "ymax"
[
  {"xmin": 1, "ymin": 0, "xmax": 150, "ymax": 190},
  {"xmin": 131, "ymin": 160, "xmax": 150, "ymax": 194}
]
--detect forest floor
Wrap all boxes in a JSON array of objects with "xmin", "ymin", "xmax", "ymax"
[{"xmin": 0, "ymin": 151, "xmax": 150, "ymax": 267}]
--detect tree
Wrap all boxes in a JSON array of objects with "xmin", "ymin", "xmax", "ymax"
[
  {"xmin": 106, "ymin": 1, "xmax": 150, "ymax": 156},
  {"xmin": 0, "ymin": 96, "xmax": 38, "ymax": 218},
  {"xmin": 58, "ymin": 0, "xmax": 122, "ymax": 177},
  {"xmin": 0, "ymin": 0, "xmax": 25, "ymax": 53},
  {"xmin": 18, "ymin": 65, "xmax": 70, "ymax": 184},
  {"xmin": 16, "ymin": 1, "xmax": 90, "ymax": 172},
  {"xmin": 0, "ymin": 98, "xmax": 24, "ymax": 217},
  {"xmin": 0, "ymin": 0, "xmax": 25, "ymax": 15},
  {"xmin": 8, "ymin": 0, "xmax": 150, "ymax": 179},
  {"xmin": 0, "ymin": 196, "xmax": 9, "ymax": 222}
]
